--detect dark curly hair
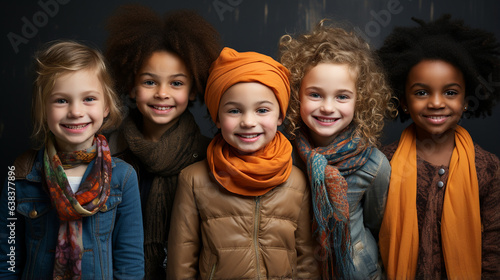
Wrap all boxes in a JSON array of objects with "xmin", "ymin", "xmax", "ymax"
[
  {"xmin": 105, "ymin": 4, "xmax": 221, "ymax": 103},
  {"xmin": 378, "ymin": 14, "xmax": 500, "ymax": 122}
]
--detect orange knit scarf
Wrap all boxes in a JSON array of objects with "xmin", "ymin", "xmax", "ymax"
[
  {"xmin": 379, "ymin": 124, "xmax": 481, "ymax": 279},
  {"xmin": 207, "ymin": 132, "xmax": 293, "ymax": 196}
]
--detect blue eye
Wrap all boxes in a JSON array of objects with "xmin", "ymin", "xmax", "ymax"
[
  {"xmin": 337, "ymin": 95, "xmax": 349, "ymax": 100},
  {"xmin": 84, "ymin": 97, "xmax": 96, "ymax": 102},
  {"xmin": 309, "ymin": 92, "xmax": 321, "ymax": 98},
  {"xmin": 257, "ymin": 108, "xmax": 269, "ymax": 114},
  {"xmin": 228, "ymin": 109, "xmax": 240, "ymax": 114}
]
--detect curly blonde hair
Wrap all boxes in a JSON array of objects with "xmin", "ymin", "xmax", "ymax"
[
  {"xmin": 279, "ymin": 20, "xmax": 396, "ymax": 147},
  {"xmin": 32, "ymin": 40, "xmax": 123, "ymax": 147}
]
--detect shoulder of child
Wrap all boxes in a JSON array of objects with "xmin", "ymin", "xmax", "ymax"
[
  {"xmin": 380, "ymin": 141, "xmax": 399, "ymax": 161},
  {"xmin": 364, "ymin": 147, "xmax": 391, "ymax": 170},
  {"xmin": 474, "ymin": 143, "xmax": 500, "ymax": 171},
  {"xmin": 179, "ymin": 159, "xmax": 210, "ymax": 182},
  {"xmin": 13, "ymin": 149, "xmax": 39, "ymax": 180},
  {"xmin": 286, "ymin": 165, "xmax": 308, "ymax": 193}
]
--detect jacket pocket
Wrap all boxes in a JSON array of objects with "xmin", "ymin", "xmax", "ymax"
[
  {"xmin": 95, "ymin": 184, "xmax": 122, "ymax": 236},
  {"xmin": 17, "ymin": 198, "xmax": 52, "ymax": 240},
  {"xmin": 352, "ymin": 239, "xmax": 379, "ymax": 279}
]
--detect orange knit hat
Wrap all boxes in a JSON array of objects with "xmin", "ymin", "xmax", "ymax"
[{"xmin": 205, "ymin": 47, "xmax": 291, "ymax": 122}]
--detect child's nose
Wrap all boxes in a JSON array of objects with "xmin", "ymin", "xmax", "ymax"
[
  {"xmin": 68, "ymin": 103, "xmax": 84, "ymax": 118},
  {"xmin": 320, "ymin": 100, "xmax": 335, "ymax": 114},
  {"xmin": 155, "ymin": 84, "xmax": 170, "ymax": 99},
  {"xmin": 240, "ymin": 113, "xmax": 257, "ymax": 127},
  {"xmin": 428, "ymin": 93, "xmax": 445, "ymax": 108}
]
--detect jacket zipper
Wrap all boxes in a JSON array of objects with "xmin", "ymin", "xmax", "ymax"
[
  {"xmin": 209, "ymin": 262, "xmax": 216, "ymax": 280},
  {"xmin": 254, "ymin": 196, "xmax": 261, "ymax": 279}
]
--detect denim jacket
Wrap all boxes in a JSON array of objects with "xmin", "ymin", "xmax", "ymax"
[
  {"xmin": 294, "ymin": 147, "xmax": 390, "ymax": 280},
  {"xmin": 0, "ymin": 149, "xmax": 145, "ymax": 280},
  {"xmin": 346, "ymin": 148, "xmax": 390, "ymax": 279}
]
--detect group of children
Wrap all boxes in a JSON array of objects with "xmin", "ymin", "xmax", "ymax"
[{"xmin": 0, "ymin": 3, "xmax": 499, "ymax": 279}]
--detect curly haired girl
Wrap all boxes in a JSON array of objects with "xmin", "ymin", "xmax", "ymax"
[
  {"xmin": 104, "ymin": 5, "xmax": 220, "ymax": 278},
  {"xmin": 378, "ymin": 15, "xmax": 500, "ymax": 279},
  {"xmin": 279, "ymin": 20, "xmax": 395, "ymax": 279}
]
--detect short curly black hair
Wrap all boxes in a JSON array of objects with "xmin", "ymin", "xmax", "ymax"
[
  {"xmin": 378, "ymin": 14, "xmax": 500, "ymax": 122},
  {"xmin": 105, "ymin": 4, "xmax": 221, "ymax": 103}
]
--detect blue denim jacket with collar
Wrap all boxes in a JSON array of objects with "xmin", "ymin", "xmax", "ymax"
[
  {"xmin": 0, "ymin": 148, "xmax": 144, "ymax": 280},
  {"xmin": 294, "ymin": 147, "xmax": 390, "ymax": 280}
]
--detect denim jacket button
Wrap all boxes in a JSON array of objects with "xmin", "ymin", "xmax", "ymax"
[
  {"xmin": 101, "ymin": 204, "xmax": 108, "ymax": 211},
  {"xmin": 437, "ymin": 181, "xmax": 444, "ymax": 188},
  {"xmin": 438, "ymin": 168, "xmax": 445, "ymax": 176},
  {"xmin": 29, "ymin": 210, "xmax": 38, "ymax": 218}
]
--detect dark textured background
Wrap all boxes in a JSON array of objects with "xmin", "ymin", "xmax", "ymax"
[{"xmin": 2, "ymin": 0, "xmax": 499, "ymax": 183}]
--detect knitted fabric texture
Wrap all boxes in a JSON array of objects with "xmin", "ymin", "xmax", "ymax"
[{"xmin": 296, "ymin": 126, "xmax": 372, "ymax": 279}]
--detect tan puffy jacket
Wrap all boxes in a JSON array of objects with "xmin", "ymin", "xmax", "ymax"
[{"xmin": 167, "ymin": 160, "xmax": 320, "ymax": 279}]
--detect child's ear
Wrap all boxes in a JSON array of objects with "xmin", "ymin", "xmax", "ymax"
[
  {"xmin": 129, "ymin": 89, "xmax": 136, "ymax": 99},
  {"xmin": 277, "ymin": 113, "xmax": 284, "ymax": 126},
  {"xmin": 400, "ymin": 100, "xmax": 409, "ymax": 114},
  {"xmin": 104, "ymin": 106, "xmax": 110, "ymax": 118},
  {"xmin": 215, "ymin": 119, "xmax": 221, "ymax": 129},
  {"xmin": 189, "ymin": 90, "xmax": 196, "ymax": 102}
]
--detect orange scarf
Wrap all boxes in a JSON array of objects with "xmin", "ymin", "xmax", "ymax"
[
  {"xmin": 207, "ymin": 132, "xmax": 293, "ymax": 196},
  {"xmin": 379, "ymin": 124, "xmax": 481, "ymax": 279}
]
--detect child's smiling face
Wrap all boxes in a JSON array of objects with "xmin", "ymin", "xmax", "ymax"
[
  {"xmin": 299, "ymin": 63, "xmax": 357, "ymax": 147},
  {"xmin": 46, "ymin": 69, "xmax": 109, "ymax": 152},
  {"xmin": 132, "ymin": 51, "xmax": 194, "ymax": 139},
  {"xmin": 217, "ymin": 82, "xmax": 283, "ymax": 154},
  {"xmin": 403, "ymin": 59, "xmax": 466, "ymax": 140}
]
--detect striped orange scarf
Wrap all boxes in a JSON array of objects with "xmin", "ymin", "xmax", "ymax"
[{"xmin": 379, "ymin": 124, "xmax": 481, "ymax": 279}]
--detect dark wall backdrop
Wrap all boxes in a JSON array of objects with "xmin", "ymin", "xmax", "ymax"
[{"xmin": 2, "ymin": 0, "xmax": 500, "ymax": 183}]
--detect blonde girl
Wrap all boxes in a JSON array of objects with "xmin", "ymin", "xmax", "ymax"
[{"xmin": 0, "ymin": 40, "xmax": 144, "ymax": 279}]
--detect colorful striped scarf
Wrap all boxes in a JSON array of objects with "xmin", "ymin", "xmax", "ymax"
[
  {"xmin": 296, "ymin": 126, "xmax": 372, "ymax": 279},
  {"xmin": 44, "ymin": 134, "xmax": 112, "ymax": 280}
]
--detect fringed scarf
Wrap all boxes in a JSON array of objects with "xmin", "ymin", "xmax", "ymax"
[
  {"xmin": 207, "ymin": 131, "xmax": 293, "ymax": 196},
  {"xmin": 121, "ymin": 110, "xmax": 208, "ymax": 279},
  {"xmin": 379, "ymin": 124, "xmax": 481, "ymax": 279},
  {"xmin": 295, "ymin": 126, "xmax": 373, "ymax": 279},
  {"xmin": 44, "ymin": 134, "xmax": 111, "ymax": 280}
]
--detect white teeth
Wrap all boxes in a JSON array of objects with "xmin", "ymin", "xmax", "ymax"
[
  {"xmin": 153, "ymin": 106, "xmax": 171, "ymax": 110},
  {"xmin": 317, "ymin": 117, "xmax": 336, "ymax": 123},
  {"xmin": 239, "ymin": 134, "xmax": 259, "ymax": 138},
  {"xmin": 64, "ymin": 124, "xmax": 87, "ymax": 129},
  {"xmin": 427, "ymin": 116, "xmax": 445, "ymax": 119}
]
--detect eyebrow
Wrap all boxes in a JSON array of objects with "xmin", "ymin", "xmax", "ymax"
[
  {"xmin": 305, "ymin": 86, "xmax": 354, "ymax": 94},
  {"xmin": 222, "ymin": 100, "xmax": 275, "ymax": 107},
  {"xmin": 409, "ymin": 82, "xmax": 463, "ymax": 89},
  {"xmin": 139, "ymin": 72, "xmax": 188, "ymax": 79},
  {"xmin": 50, "ymin": 90, "xmax": 101, "ymax": 96}
]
